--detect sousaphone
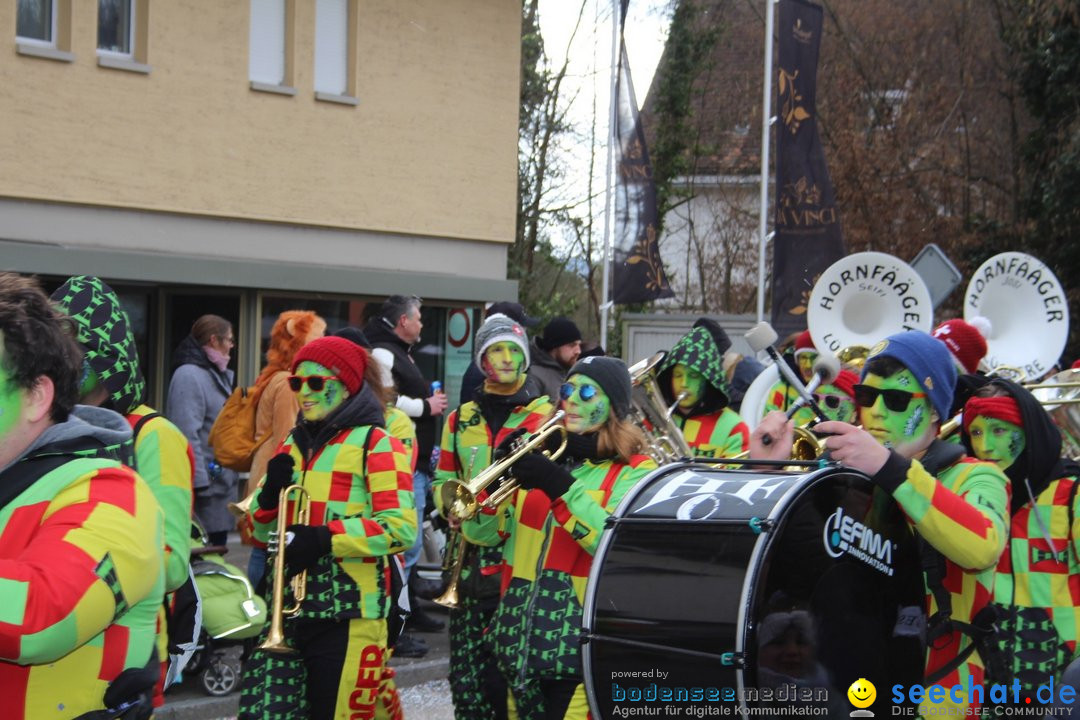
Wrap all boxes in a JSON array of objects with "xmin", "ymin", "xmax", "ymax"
[
  {"xmin": 807, "ymin": 251, "xmax": 933, "ymax": 354},
  {"xmin": 964, "ymin": 251, "xmax": 1069, "ymax": 381}
]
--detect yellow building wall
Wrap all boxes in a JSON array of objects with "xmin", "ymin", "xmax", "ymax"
[{"xmin": 0, "ymin": 0, "xmax": 520, "ymax": 244}]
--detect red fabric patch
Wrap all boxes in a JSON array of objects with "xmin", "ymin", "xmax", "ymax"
[
  {"xmin": 328, "ymin": 470, "xmax": 354, "ymax": 503},
  {"xmin": 87, "ymin": 468, "xmax": 138, "ymax": 516},
  {"xmin": 370, "ymin": 488, "xmax": 401, "ymax": 514},
  {"xmin": 98, "ymin": 623, "xmax": 130, "ymax": 681},
  {"xmin": 0, "ymin": 503, "xmax": 49, "ymax": 556},
  {"xmin": 0, "ymin": 663, "xmax": 29, "ymax": 713},
  {"xmin": 366, "ymin": 448, "xmax": 398, "ymax": 475}
]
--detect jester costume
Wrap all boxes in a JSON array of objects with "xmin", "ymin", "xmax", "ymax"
[
  {"xmin": 240, "ymin": 365, "xmax": 416, "ymax": 718},
  {"xmin": 963, "ymin": 379, "xmax": 1080, "ymax": 697},
  {"xmin": 434, "ymin": 389, "xmax": 554, "ymax": 719},
  {"xmin": 657, "ymin": 319, "xmax": 748, "ymax": 458},
  {"xmin": 0, "ymin": 408, "xmax": 165, "ymax": 719}
]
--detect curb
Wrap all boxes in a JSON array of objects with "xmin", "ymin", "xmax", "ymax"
[{"xmin": 155, "ymin": 657, "xmax": 449, "ymax": 719}]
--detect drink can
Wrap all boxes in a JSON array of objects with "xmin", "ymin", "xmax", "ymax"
[{"xmin": 431, "ymin": 380, "xmax": 443, "ymax": 394}]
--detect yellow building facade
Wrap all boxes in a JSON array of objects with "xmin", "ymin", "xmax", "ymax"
[{"xmin": 0, "ymin": 0, "xmax": 521, "ymax": 402}]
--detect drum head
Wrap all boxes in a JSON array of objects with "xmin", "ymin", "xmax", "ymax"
[{"xmin": 584, "ymin": 464, "xmax": 923, "ymax": 717}]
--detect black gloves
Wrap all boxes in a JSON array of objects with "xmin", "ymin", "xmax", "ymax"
[
  {"xmin": 257, "ymin": 453, "xmax": 295, "ymax": 511},
  {"xmin": 284, "ymin": 524, "xmax": 332, "ymax": 578},
  {"xmin": 546, "ymin": 430, "xmax": 599, "ymax": 460},
  {"xmin": 493, "ymin": 427, "xmax": 528, "ymax": 462},
  {"xmin": 511, "ymin": 452, "xmax": 575, "ymax": 498}
]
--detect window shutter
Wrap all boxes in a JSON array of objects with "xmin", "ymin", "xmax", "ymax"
[
  {"xmin": 249, "ymin": 0, "xmax": 286, "ymax": 85},
  {"xmin": 314, "ymin": 0, "xmax": 348, "ymax": 95}
]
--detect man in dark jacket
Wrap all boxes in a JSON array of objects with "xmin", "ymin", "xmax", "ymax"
[
  {"xmin": 364, "ymin": 295, "xmax": 446, "ymax": 644},
  {"xmin": 527, "ymin": 316, "xmax": 582, "ymax": 401}
]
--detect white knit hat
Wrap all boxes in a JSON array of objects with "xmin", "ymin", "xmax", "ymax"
[{"xmin": 475, "ymin": 313, "xmax": 530, "ymax": 371}]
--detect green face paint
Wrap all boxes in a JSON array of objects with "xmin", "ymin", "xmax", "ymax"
[
  {"xmin": 858, "ymin": 369, "xmax": 934, "ymax": 453},
  {"xmin": 671, "ymin": 364, "xmax": 705, "ymax": 413},
  {"xmin": 562, "ymin": 375, "xmax": 610, "ymax": 433},
  {"xmin": 968, "ymin": 415, "xmax": 1026, "ymax": 471},
  {"xmin": 0, "ymin": 357, "xmax": 23, "ymax": 444},
  {"xmin": 78, "ymin": 357, "xmax": 100, "ymax": 398},
  {"xmin": 293, "ymin": 360, "xmax": 349, "ymax": 422},
  {"xmin": 481, "ymin": 342, "xmax": 526, "ymax": 385}
]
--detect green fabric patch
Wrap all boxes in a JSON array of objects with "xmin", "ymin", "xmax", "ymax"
[{"xmin": 0, "ymin": 577, "xmax": 28, "ymax": 625}]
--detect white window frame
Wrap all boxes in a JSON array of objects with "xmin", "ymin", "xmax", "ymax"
[
  {"xmin": 96, "ymin": 0, "xmax": 135, "ymax": 60},
  {"xmin": 249, "ymin": 0, "xmax": 296, "ymax": 95},
  {"xmin": 16, "ymin": 0, "xmax": 58, "ymax": 47},
  {"xmin": 313, "ymin": 0, "xmax": 358, "ymax": 106}
]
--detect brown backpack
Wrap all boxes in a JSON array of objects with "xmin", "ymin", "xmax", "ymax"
[{"xmin": 208, "ymin": 386, "xmax": 269, "ymax": 472}]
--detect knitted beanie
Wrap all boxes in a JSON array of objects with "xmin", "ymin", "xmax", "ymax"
[
  {"xmin": 794, "ymin": 330, "xmax": 816, "ymax": 356},
  {"xmin": 291, "ymin": 336, "xmax": 368, "ymax": 394},
  {"xmin": 567, "ymin": 356, "xmax": 633, "ymax": 420},
  {"xmin": 829, "ymin": 369, "xmax": 858, "ymax": 399},
  {"xmin": 863, "ymin": 331, "xmax": 956, "ymax": 420},
  {"xmin": 932, "ymin": 318, "xmax": 990, "ymax": 374},
  {"xmin": 51, "ymin": 275, "xmax": 145, "ymax": 413},
  {"xmin": 474, "ymin": 313, "xmax": 530, "ymax": 370},
  {"xmin": 540, "ymin": 317, "xmax": 582, "ymax": 351}
]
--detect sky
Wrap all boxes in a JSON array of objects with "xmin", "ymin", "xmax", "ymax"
[{"xmin": 534, "ymin": 0, "xmax": 672, "ymax": 252}]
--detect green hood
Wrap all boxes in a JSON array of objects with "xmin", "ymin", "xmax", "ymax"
[
  {"xmin": 51, "ymin": 276, "xmax": 145, "ymax": 414},
  {"xmin": 658, "ymin": 322, "xmax": 731, "ymax": 413}
]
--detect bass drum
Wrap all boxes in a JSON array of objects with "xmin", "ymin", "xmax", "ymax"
[{"xmin": 583, "ymin": 464, "xmax": 923, "ymax": 718}]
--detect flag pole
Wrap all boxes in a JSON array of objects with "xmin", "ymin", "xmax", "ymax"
[
  {"xmin": 757, "ymin": 0, "xmax": 776, "ymax": 324},
  {"xmin": 600, "ymin": 0, "xmax": 620, "ymax": 351}
]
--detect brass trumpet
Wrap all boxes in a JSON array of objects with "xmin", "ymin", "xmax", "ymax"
[
  {"xmin": 228, "ymin": 486, "xmax": 259, "ymax": 519},
  {"xmin": 439, "ymin": 411, "xmax": 568, "ymax": 521},
  {"xmin": 433, "ymin": 531, "xmax": 467, "ymax": 609},
  {"xmin": 258, "ymin": 484, "xmax": 311, "ymax": 654}
]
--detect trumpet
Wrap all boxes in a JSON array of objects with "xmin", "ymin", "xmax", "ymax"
[
  {"xmin": 228, "ymin": 486, "xmax": 259, "ymax": 519},
  {"xmin": 258, "ymin": 484, "xmax": 311, "ymax": 654},
  {"xmin": 433, "ymin": 531, "xmax": 467, "ymax": 609},
  {"xmin": 439, "ymin": 411, "xmax": 568, "ymax": 521}
]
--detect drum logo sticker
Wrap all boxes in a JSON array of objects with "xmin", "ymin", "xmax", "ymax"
[{"xmin": 823, "ymin": 507, "xmax": 893, "ymax": 576}]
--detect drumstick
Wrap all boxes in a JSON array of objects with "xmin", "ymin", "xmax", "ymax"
[
  {"xmin": 784, "ymin": 352, "xmax": 841, "ymax": 419},
  {"xmin": 745, "ymin": 322, "xmax": 833, "ymax": 443}
]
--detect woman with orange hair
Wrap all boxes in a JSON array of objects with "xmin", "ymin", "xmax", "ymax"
[{"xmin": 245, "ymin": 310, "xmax": 326, "ymax": 586}]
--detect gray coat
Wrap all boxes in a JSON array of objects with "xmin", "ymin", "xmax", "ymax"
[
  {"xmin": 526, "ymin": 337, "xmax": 567, "ymax": 403},
  {"xmin": 166, "ymin": 336, "xmax": 239, "ymax": 535}
]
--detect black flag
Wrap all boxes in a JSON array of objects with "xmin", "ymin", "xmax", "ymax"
[
  {"xmin": 612, "ymin": 30, "xmax": 673, "ymax": 305},
  {"xmin": 770, "ymin": 0, "xmax": 845, "ymax": 335}
]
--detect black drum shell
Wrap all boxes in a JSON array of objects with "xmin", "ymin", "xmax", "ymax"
[{"xmin": 582, "ymin": 463, "xmax": 923, "ymax": 718}]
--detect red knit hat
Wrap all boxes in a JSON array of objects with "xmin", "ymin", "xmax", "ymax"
[
  {"xmin": 931, "ymin": 318, "xmax": 990, "ymax": 374},
  {"xmin": 291, "ymin": 336, "xmax": 368, "ymax": 394},
  {"xmin": 829, "ymin": 369, "xmax": 858, "ymax": 399},
  {"xmin": 794, "ymin": 330, "xmax": 815, "ymax": 356}
]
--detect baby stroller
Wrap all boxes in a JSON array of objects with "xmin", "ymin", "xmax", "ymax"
[{"xmin": 168, "ymin": 526, "xmax": 267, "ymax": 697}]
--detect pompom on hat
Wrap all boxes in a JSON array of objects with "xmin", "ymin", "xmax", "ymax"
[
  {"xmin": 931, "ymin": 317, "xmax": 990, "ymax": 374},
  {"xmin": 291, "ymin": 336, "xmax": 369, "ymax": 394},
  {"xmin": 863, "ymin": 331, "xmax": 957, "ymax": 421}
]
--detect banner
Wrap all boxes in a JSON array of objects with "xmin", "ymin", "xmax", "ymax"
[
  {"xmin": 612, "ymin": 32, "xmax": 673, "ymax": 305},
  {"xmin": 770, "ymin": 0, "xmax": 845, "ymax": 336}
]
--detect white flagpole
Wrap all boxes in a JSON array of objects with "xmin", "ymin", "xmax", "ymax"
[
  {"xmin": 600, "ymin": 0, "xmax": 620, "ymax": 351},
  {"xmin": 757, "ymin": 0, "xmax": 776, "ymax": 324}
]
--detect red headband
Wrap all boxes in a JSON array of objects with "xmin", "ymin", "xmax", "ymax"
[{"xmin": 963, "ymin": 396, "xmax": 1023, "ymax": 432}]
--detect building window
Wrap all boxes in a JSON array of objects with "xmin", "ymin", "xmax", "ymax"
[
  {"xmin": 17, "ymin": 0, "xmax": 55, "ymax": 44},
  {"xmin": 97, "ymin": 0, "xmax": 133, "ymax": 56},
  {"xmin": 314, "ymin": 0, "xmax": 357, "ymax": 104},
  {"xmin": 250, "ymin": 0, "xmax": 295, "ymax": 94}
]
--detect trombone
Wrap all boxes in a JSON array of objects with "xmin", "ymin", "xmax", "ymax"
[
  {"xmin": 258, "ymin": 484, "xmax": 311, "ymax": 654},
  {"xmin": 439, "ymin": 411, "xmax": 568, "ymax": 522}
]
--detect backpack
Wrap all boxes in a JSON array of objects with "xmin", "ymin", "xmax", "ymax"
[{"xmin": 208, "ymin": 386, "xmax": 269, "ymax": 472}]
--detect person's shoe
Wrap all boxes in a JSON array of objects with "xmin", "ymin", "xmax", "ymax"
[
  {"xmin": 393, "ymin": 634, "xmax": 428, "ymax": 659},
  {"xmin": 408, "ymin": 608, "xmax": 446, "ymax": 633},
  {"xmin": 411, "ymin": 576, "xmax": 444, "ymax": 601}
]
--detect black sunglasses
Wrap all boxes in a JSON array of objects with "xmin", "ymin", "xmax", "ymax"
[
  {"xmin": 287, "ymin": 374, "xmax": 340, "ymax": 393},
  {"xmin": 853, "ymin": 384, "xmax": 926, "ymax": 412}
]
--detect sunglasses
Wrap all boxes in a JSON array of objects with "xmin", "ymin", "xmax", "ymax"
[
  {"xmin": 560, "ymin": 382, "xmax": 598, "ymax": 402},
  {"xmin": 812, "ymin": 392, "xmax": 847, "ymax": 410},
  {"xmin": 853, "ymin": 384, "xmax": 926, "ymax": 412},
  {"xmin": 287, "ymin": 374, "xmax": 341, "ymax": 393}
]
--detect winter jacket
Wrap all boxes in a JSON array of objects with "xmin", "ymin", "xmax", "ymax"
[
  {"xmin": 463, "ymin": 452, "xmax": 657, "ymax": 685},
  {"xmin": 434, "ymin": 391, "xmax": 555, "ymax": 603},
  {"xmin": 127, "ymin": 404, "xmax": 195, "ymax": 593},
  {"xmin": 167, "ymin": 335, "xmax": 239, "ymax": 535},
  {"xmin": 0, "ymin": 410, "xmax": 165, "ymax": 719},
  {"xmin": 872, "ymin": 440, "xmax": 1009, "ymax": 712},
  {"xmin": 250, "ymin": 385, "xmax": 417, "ymax": 621},
  {"xmin": 659, "ymin": 321, "xmax": 748, "ymax": 457},
  {"xmin": 526, "ymin": 337, "xmax": 567, "ymax": 404},
  {"xmin": 963, "ymin": 378, "xmax": 1080, "ymax": 693},
  {"xmin": 365, "ymin": 316, "xmax": 438, "ymax": 468}
]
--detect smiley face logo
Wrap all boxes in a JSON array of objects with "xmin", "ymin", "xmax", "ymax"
[{"xmin": 847, "ymin": 678, "xmax": 876, "ymax": 709}]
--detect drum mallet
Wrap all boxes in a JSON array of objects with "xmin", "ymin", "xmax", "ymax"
[{"xmin": 745, "ymin": 322, "xmax": 833, "ymax": 443}]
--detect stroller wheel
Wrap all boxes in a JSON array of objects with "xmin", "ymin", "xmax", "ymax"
[{"xmin": 202, "ymin": 659, "xmax": 239, "ymax": 696}]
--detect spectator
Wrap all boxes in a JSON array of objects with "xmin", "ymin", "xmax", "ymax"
[
  {"xmin": 364, "ymin": 295, "xmax": 447, "ymax": 644},
  {"xmin": 167, "ymin": 314, "xmax": 239, "ymax": 547},
  {"xmin": 459, "ymin": 301, "xmax": 539, "ymax": 404},
  {"xmin": 52, "ymin": 275, "xmax": 195, "ymax": 706},
  {"xmin": 244, "ymin": 310, "xmax": 326, "ymax": 587},
  {"xmin": 0, "ymin": 272, "xmax": 164, "ymax": 718},
  {"xmin": 527, "ymin": 316, "xmax": 583, "ymax": 401}
]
